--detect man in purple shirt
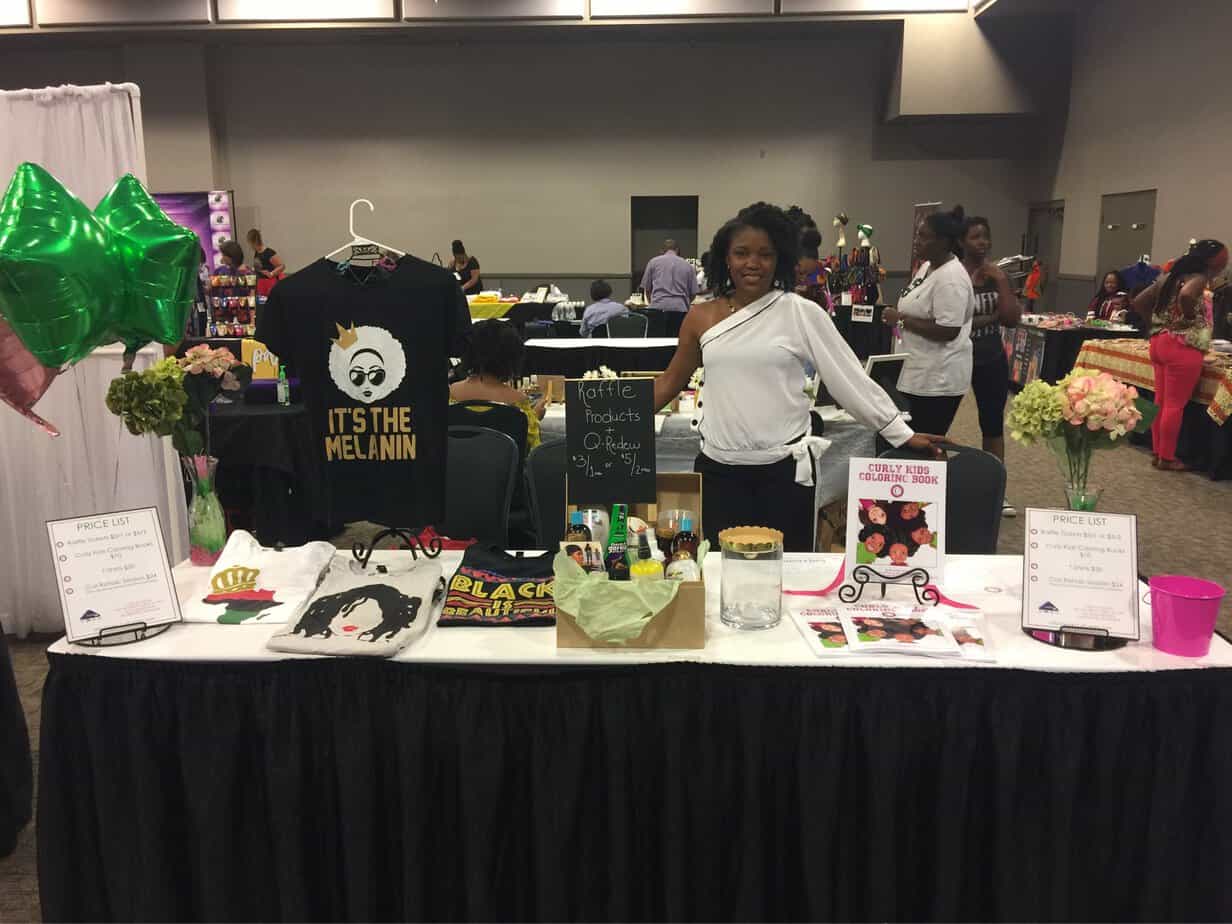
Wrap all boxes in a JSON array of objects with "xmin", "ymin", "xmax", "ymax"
[
  {"xmin": 640, "ymin": 240, "xmax": 698, "ymax": 335},
  {"xmin": 580, "ymin": 279, "xmax": 630, "ymax": 337}
]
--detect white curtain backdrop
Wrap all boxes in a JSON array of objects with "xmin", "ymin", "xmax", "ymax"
[{"xmin": 0, "ymin": 84, "xmax": 187, "ymax": 637}]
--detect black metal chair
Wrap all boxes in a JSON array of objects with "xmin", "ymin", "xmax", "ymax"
[
  {"xmin": 445, "ymin": 426, "xmax": 519, "ymax": 544},
  {"xmin": 878, "ymin": 442, "xmax": 1006, "ymax": 554},
  {"xmin": 526, "ymin": 438, "xmax": 567, "ymax": 549},
  {"xmin": 448, "ymin": 401, "xmax": 534, "ymax": 541},
  {"xmin": 605, "ymin": 312, "xmax": 649, "ymax": 338}
]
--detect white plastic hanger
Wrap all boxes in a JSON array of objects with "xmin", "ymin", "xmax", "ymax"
[{"xmin": 324, "ymin": 198, "xmax": 405, "ymax": 263}]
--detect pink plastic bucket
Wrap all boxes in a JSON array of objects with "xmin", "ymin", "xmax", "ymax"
[{"xmin": 1150, "ymin": 575, "xmax": 1226, "ymax": 658}]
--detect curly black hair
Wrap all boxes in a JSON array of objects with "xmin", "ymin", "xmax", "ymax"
[
  {"xmin": 292, "ymin": 584, "xmax": 422, "ymax": 643},
  {"xmin": 708, "ymin": 202, "xmax": 800, "ymax": 297},
  {"xmin": 463, "ymin": 319, "xmax": 525, "ymax": 383}
]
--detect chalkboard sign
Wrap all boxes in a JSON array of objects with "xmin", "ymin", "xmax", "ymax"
[{"xmin": 566, "ymin": 378, "xmax": 656, "ymax": 504}]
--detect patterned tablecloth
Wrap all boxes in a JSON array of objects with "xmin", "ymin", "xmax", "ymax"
[{"xmin": 1075, "ymin": 338, "xmax": 1232, "ymax": 426}]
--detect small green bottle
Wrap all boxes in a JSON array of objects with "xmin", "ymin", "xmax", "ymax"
[{"xmin": 276, "ymin": 364, "xmax": 290, "ymax": 406}]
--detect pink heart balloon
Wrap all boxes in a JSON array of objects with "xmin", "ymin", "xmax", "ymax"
[{"xmin": 0, "ymin": 316, "xmax": 60, "ymax": 436}]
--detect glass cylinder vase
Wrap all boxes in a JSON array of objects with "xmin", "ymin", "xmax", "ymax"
[
  {"xmin": 182, "ymin": 454, "xmax": 226, "ymax": 566},
  {"xmin": 719, "ymin": 526, "xmax": 784, "ymax": 630},
  {"xmin": 1048, "ymin": 434, "xmax": 1099, "ymax": 512}
]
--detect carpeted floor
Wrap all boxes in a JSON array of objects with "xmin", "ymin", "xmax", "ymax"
[{"xmin": 2, "ymin": 393, "xmax": 1230, "ymax": 923}]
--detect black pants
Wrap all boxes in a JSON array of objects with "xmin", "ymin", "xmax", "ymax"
[
  {"xmin": 664, "ymin": 310, "xmax": 686, "ymax": 338},
  {"xmin": 970, "ymin": 352, "xmax": 1010, "ymax": 438},
  {"xmin": 902, "ymin": 392, "xmax": 963, "ymax": 437},
  {"xmin": 694, "ymin": 452, "xmax": 815, "ymax": 552}
]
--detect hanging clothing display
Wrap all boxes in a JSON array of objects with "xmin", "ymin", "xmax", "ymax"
[
  {"xmin": 439, "ymin": 544, "xmax": 556, "ymax": 627},
  {"xmin": 267, "ymin": 555, "xmax": 443, "ymax": 658},
  {"xmin": 255, "ymin": 256, "xmax": 457, "ymax": 527},
  {"xmin": 183, "ymin": 529, "xmax": 335, "ymax": 624}
]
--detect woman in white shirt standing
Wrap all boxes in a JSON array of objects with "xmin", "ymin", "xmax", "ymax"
[
  {"xmin": 882, "ymin": 206, "xmax": 976, "ymax": 437},
  {"xmin": 653, "ymin": 202, "xmax": 941, "ymax": 552}
]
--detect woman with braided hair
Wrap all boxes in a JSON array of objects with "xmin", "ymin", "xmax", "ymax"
[{"xmin": 1132, "ymin": 239, "xmax": 1228, "ymax": 471}]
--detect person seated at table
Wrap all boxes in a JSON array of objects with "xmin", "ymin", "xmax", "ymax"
[
  {"xmin": 1088, "ymin": 271, "xmax": 1131, "ymax": 321},
  {"xmin": 652, "ymin": 201, "xmax": 941, "ymax": 552},
  {"xmin": 580, "ymin": 279, "xmax": 629, "ymax": 337},
  {"xmin": 450, "ymin": 319, "xmax": 546, "ymax": 450}
]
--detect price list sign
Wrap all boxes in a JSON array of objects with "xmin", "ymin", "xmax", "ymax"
[
  {"xmin": 46, "ymin": 507, "xmax": 181, "ymax": 642},
  {"xmin": 1023, "ymin": 508, "xmax": 1139, "ymax": 639},
  {"xmin": 565, "ymin": 377, "xmax": 656, "ymax": 505}
]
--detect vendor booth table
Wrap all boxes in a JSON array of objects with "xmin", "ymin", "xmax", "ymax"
[
  {"xmin": 1003, "ymin": 323, "xmax": 1136, "ymax": 387},
  {"xmin": 523, "ymin": 337, "xmax": 678, "ymax": 376},
  {"xmin": 1076, "ymin": 339, "xmax": 1232, "ymax": 479},
  {"xmin": 37, "ymin": 552, "xmax": 1232, "ymax": 922}
]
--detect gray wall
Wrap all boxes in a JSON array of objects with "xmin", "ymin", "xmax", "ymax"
[
  {"xmin": 0, "ymin": 28, "xmax": 1050, "ymax": 288},
  {"xmin": 212, "ymin": 35, "xmax": 1038, "ymax": 279},
  {"xmin": 1046, "ymin": 0, "xmax": 1232, "ymax": 278}
]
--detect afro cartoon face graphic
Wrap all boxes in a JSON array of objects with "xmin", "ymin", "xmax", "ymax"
[{"xmin": 328, "ymin": 323, "xmax": 406, "ymax": 403}]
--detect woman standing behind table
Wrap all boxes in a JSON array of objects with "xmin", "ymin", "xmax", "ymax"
[
  {"xmin": 1131, "ymin": 239, "xmax": 1228, "ymax": 472},
  {"xmin": 882, "ymin": 206, "xmax": 976, "ymax": 437},
  {"xmin": 450, "ymin": 240, "xmax": 484, "ymax": 295},
  {"xmin": 246, "ymin": 229, "xmax": 285, "ymax": 280},
  {"xmin": 960, "ymin": 216, "xmax": 1020, "ymax": 516},
  {"xmin": 652, "ymin": 202, "xmax": 940, "ymax": 552}
]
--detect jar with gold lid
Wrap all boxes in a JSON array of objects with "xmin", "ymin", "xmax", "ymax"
[{"xmin": 718, "ymin": 526, "xmax": 784, "ymax": 630}]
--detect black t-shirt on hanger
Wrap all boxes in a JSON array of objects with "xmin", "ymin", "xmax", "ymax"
[{"xmin": 256, "ymin": 256, "xmax": 456, "ymax": 528}]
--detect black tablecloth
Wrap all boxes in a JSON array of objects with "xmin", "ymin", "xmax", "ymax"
[
  {"xmin": 38, "ymin": 656, "xmax": 1232, "ymax": 921},
  {"xmin": 524, "ymin": 343, "xmax": 677, "ymax": 376},
  {"xmin": 1011, "ymin": 326, "xmax": 1140, "ymax": 386},
  {"xmin": 0, "ymin": 632, "xmax": 32, "ymax": 858},
  {"xmin": 208, "ymin": 402, "xmax": 338, "ymax": 544}
]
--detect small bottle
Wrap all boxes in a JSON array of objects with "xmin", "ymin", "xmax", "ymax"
[
  {"xmin": 671, "ymin": 515, "xmax": 699, "ymax": 561},
  {"xmin": 629, "ymin": 533, "xmax": 664, "ymax": 582},
  {"xmin": 665, "ymin": 552, "xmax": 701, "ymax": 583},
  {"xmin": 605, "ymin": 503, "xmax": 630, "ymax": 581},
  {"xmin": 276, "ymin": 364, "xmax": 290, "ymax": 406},
  {"xmin": 565, "ymin": 511, "xmax": 592, "ymax": 543}
]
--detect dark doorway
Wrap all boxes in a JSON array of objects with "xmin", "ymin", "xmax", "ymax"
[
  {"xmin": 1024, "ymin": 200, "xmax": 1065, "ymax": 313},
  {"xmin": 631, "ymin": 196, "xmax": 699, "ymax": 292}
]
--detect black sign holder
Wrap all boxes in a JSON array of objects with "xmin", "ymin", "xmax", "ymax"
[
  {"xmin": 76, "ymin": 622, "xmax": 172, "ymax": 648},
  {"xmin": 1022, "ymin": 626, "xmax": 1128, "ymax": 651},
  {"xmin": 839, "ymin": 565, "xmax": 939, "ymax": 607}
]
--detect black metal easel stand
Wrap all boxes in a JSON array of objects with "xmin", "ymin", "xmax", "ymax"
[{"xmin": 839, "ymin": 565, "xmax": 939, "ymax": 606}]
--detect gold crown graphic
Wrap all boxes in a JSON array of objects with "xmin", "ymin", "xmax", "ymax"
[
  {"xmin": 211, "ymin": 566, "xmax": 261, "ymax": 595},
  {"xmin": 332, "ymin": 322, "xmax": 359, "ymax": 350}
]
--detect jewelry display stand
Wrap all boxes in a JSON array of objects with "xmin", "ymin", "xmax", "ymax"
[{"xmin": 839, "ymin": 565, "xmax": 938, "ymax": 606}]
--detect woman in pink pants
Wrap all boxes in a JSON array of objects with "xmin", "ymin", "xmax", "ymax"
[{"xmin": 1132, "ymin": 240, "xmax": 1227, "ymax": 471}]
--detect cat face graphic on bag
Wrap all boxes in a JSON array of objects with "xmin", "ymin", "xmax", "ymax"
[{"xmin": 291, "ymin": 584, "xmax": 421, "ymax": 642}]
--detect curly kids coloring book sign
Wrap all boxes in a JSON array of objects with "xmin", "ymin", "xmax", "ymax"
[{"xmin": 845, "ymin": 458, "xmax": 947, "ymax": 582}]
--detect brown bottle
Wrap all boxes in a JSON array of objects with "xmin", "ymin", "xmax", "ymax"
[{"xmin": 671, "ymin": 515, "xmax": 699, "ymax": 561}]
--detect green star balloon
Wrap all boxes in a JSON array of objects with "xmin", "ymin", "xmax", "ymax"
[
  {"xmin": 0, "ymin": 163, "xmax": 121, "ymax": 367},
  {"xmin": 95, "ymin": 174, "xmax": 202, "ymax": 351}
]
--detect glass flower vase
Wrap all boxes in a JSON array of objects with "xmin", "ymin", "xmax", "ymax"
[
  {"xmin": 182, "ymin": 454, "xmax": 226, "ymax": 565},
  {"xmin": 1048, "ymin": 434, "xmax": 1100, "ymax": 511}
]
